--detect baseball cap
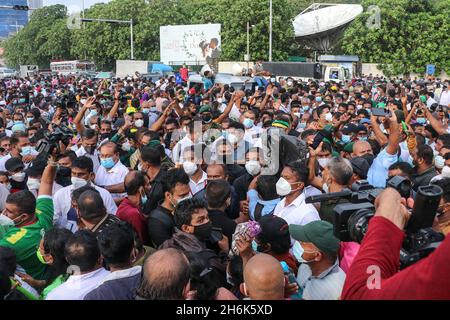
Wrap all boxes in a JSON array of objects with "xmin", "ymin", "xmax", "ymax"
[
  {"xmin": 355, "ymin": 125, "xmax": 368, "ymax": 133},
  {"xmin": 5, "ymin": 157, "xmax": 24, "ymax": 173},
  {"xmin": 360, "ymin": 118, "xmax": 371, "ymax": 125},
  {"xmin": 199, "ymin": 105, "xmax": 212, "ymax": 114},
  {"xmin": 25, "ymin": 159, "xmax": 47, "ymax": 177},
  {"xmin": 343, "ymin": 142, "xmax": 355, "ymax": 153},
  {"xmin": 289, "ymin": 221, "xmax": 340, "ymax": 255},
  {"xmin": 350, "ymin": 157, "xmax": 370, "ymax": 179},
  {"xmin": 341, "ymin": 123, "xmax": 358, "ymax": 135}
]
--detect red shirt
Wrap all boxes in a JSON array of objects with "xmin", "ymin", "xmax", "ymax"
[
  {"xmin": 180, "ymin": 67, "xmax": 189, "ymax": 81},
  {"xmin": 116, "ymin": 198, "xmax": 149, "ymax": 245},
  {"xmin": 342, "ymin": 216, "xmax": 450, "ymax": 300}
]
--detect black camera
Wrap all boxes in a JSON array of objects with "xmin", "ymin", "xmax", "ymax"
[
  {"xmin": 306, "ymin": 177, "xmax": 444, "ymax": 268},
  {"xmin": 35, "ymin": 123, "xmax": 74, "ymax": 158}
]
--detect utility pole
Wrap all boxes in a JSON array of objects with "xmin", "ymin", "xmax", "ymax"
[{"xmin": 269, "ymin": 0, "xmax": 273, "ymax": 62}]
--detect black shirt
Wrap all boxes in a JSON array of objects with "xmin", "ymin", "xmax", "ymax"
[
  {"xmin": 227, "ymin": 164, "xmax": 246, "ymax": 185},
  {"xmin": 143, "ymin": 168, "xmax": 167, "ymax": 215},
  {"xmin": 233, "ymin": 172, "xmax": 254, "ymax": 202},
  {"xmin": 147, "ymin": 204, "xmax": 175, "ymax": 248},
  {"xmin": 208, "ymin": 209, "xmax": 237, "ymax": 245}
]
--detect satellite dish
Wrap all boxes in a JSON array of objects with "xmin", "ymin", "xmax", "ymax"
[{"xmin": 293, "ymin": 3, "xmax": 363, "ymax": 51}]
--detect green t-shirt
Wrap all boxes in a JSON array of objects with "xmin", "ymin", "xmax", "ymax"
[
  {"xmin": 0, "ymin": 197, "xmax": 54, "ymax": 280},
  {"xmin": 40, "ymin": 274, "xmax": 68, "ymax": 300}
]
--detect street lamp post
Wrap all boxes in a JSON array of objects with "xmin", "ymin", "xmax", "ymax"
[
  {"xmin": 246, "ymin": 22, "xmax": 255, "ymax": 66},
  {"xmin": 269, "ymin": 0, "xmax": 273, "ymax": 62}
]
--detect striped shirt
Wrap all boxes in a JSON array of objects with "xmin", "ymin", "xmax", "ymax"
[{"xmin": 296, "ymin": 260, "xmax": 346, "ymax": 300}]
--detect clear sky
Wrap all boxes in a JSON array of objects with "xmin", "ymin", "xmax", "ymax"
[{"xmin": 43, "ymin": 0, "xmax": 111, "ymax": 14}]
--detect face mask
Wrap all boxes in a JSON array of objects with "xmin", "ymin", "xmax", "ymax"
[
  {"xmin": 325, "ymin": 113, "xmax": 333, "ymax": 122},
  {"xmin": 27, "ymin": 178, "xmax": 40, "ymax": 191},
  {"xmin": 356, "ymin": 105, "xmax": 363, "ymax": 110},
  {"xmin": 20, "ymin": 146, "xmax": 34, "ymax": 156},
  {"xmin": 302, "ymin": 106, "xmax": 309, "ymax": 112},
  {"xmin": 276, "ymin": 177, "xmax": 297, "ymax": 197},
  {"xmin": 298, "ymin": 122, "xmax": 307, "ymax": 129},
  {"xmin": 243, "ymin": 118, "xmax": 254, "ymax": 129},
  {"xmin": 141, "ymin": 193, "xmax": 148, "ymax": 206},
  {"xmin": 217, "ymin": 98, "xmax": 223, "ymax": 104},
  {"xmin": 202, "ymin": 114, "xmax": 212, "ymax": 124},
  {"xmin": 293, "ymin": 112, "xmax": 301, "ymax": 118},
  {"xmin": 89, "ymin": 124, "xmax": 98, "ymax": 130},
  {"xmin": 36, "ymin": 249, "xmax": 48, "ymax": 265},
  {"xmin": 12, "ymin": 172, "xmax": 26, "ymax": 183},
  {"xmin": 176, "ymin": 194, "xmax": 192, "ymax": 205},
  {"xmin": 245, "ymin": 160, "xmax": 261, "ymax": 176},
  {"xmin": 14, "ymin": 120, "xmax": 24, "ymax": 125},
  {"xmin": 317, "ymin": 157, "xmax": 329, "ymax": 169},
  {"xmin": 122, "ymin": 141, "xmax": 132, "ymax": 152},
  {"xmin": 149, "ymin": 107, "xmax": 158, "ymax": 113},
  {"xmin": 101, "ymin": 157, "xmax": 116, "ymax": 170},
  {"xmin": 362, "ymin": 153, "xmax": 375, "ymax": 166},
  {"xmin": 227, "ymin": 133, "xmax": 239, "ymax": 145},
  {"xmin": 358, "ymin": 136, "xmax": 368, "ymax": 141},
  {"xmin": 27, "ymin": 117, "xmax": 34, "ymax": 123},
  {"xmin": 416, "ymin": 118, "xmax": 427, "ymax": 124},
  {"xmin": 80, "ymin": 99, "xmax": 87, "ymax": 105},
  {"xmin": 270, "ymin": 78, "xmax": 276, "ymax": 83},
  {"xmin": 315, "ymin": 97, "xmax": 322, "ymax": 103},
  {"xmin": 183, "ymin": 161, "xmax": 198, "ymax": 176},
  {"xmin": 292, "ymin": 241, "xmax": 316, "ymax": 264},
  {"xmin": 142, "ymin": 108, "xmax": 150, "ymax": 114},
  {"xmin": 442, "ymin": 166, "xmax": 450, "ymax": 177},
  {"xmin": 341, "ymin": 134, "xmax": 351, "ymax": 144},
  {"xmin": 84, "ymin": 145, "xmax": 96, "ymax": 155},
  {"xmin": 71, "ymin": 177, "xmax": 88, "ymax": 190},
  {"xmin": 435, "ymin": 155, "xmax": 445, "ymax": 169},
  {"xmin": 100, "ymin": 99, "xmax": 107, "ymax": 105},
  {"xmin": 135, "ymin": 119, "xmax": 144, "ymax": 128},
  {"xmin": 193, "ymin": 221, "xmax": 212, "ymax": 241}
]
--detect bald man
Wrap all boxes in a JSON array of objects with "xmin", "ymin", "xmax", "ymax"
[
  {"xmin": 351, "ymin": 141, "xmax": 373, "ymax": 158},
  {"xmin": 241, "ymin": 253, "xmax": 285, "ymax": 300},
  {"xmin": 116, "ymin": 170, "xmax": 149, "ymax": 244},
  {"xmin": 136, "ymin": 248, "xmax": 191, "ymax": 300}
]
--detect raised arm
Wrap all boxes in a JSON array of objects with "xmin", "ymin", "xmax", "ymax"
[
  {"xmin": 423, "ymin": 103, "xmax": 447, "ymax": 135},
  {"xmin": 107, "ymin": 89, "xmax": 121, "ymax": 121},
  {"xmin": 39, "ymin": 159, "xmax": 57, "ymax": 197},
  {"xmin": 214, "ymin": 92, "xmax": 238, "ymax": 123},
  {"xmin": 150, "ymin": 102, "xmax": 174, "ymax": 132},
  {"xmin": 370, "ymin": 114, "xmax": 389, "ymax": 147},
  {"xmin": 308, "ymin": 142, "xmax": 325, "ymax": 190},
  {"xmin": 385, "ymin": 107, "xmax": 400, "ymax": 155},
  {"xmin": 73, "ymin": 97, "xmax": 95, "ymax": 134}
]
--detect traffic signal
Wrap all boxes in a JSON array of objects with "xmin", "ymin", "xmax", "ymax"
[{"xmin": 13, "ymin": 5, "xmax": 29, "ymax": 11}]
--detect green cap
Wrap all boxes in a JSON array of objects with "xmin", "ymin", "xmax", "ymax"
[
  {"xmin": 146, "ymin": 140, "xmax": 161, "ymax": 148},
  {"xmin": 289, "ymin": 221, "xmax": 340, "ymax": 255},
  {"xmin": 377, "ymin": 102, "xmax": 386, "ymax": 108},
  {"xmin": 343, "ymin": 142, "xmax": 354, "ymax": 153},
  {"xmin": 199, "ymin": 105, "xmax": 212, "ymax": 114}
]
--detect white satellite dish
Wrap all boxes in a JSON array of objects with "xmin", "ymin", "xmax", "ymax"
[{"xmin": 292, "ymin": 3, "xmax": 363, "ymax": 51}]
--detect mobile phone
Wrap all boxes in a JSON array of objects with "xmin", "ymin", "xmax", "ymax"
[
  {"xmin": 311, "ymin": 131, "xmax": 328, "ymax": 149},
  {"xmin": 210, "ymin": 227, "xmax": 223, "ymax": 244},
  {"xmin": 371, "ymin": 107, "xmax": 391, "ymax": 117}
]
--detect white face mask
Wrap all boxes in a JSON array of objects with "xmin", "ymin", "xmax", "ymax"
[
  {"xmin": 435, "ymin": 155, "xmax": 445, "ymax": 169},
  {"xmin": 26, "ymin": 178, "xmax": 40, "ymax": 191},
  {"xmin": 325, "ymin": 113, "xmax": 333, "ymax": 122},
  {"xmin": 183, "ymin": 161, "xmax": 198, "ymax": 176},
  {"xmin": 122, "ymin": 141, "xmax": 132, "ymax": 152},
  {"xmin": 227, "ymin": 133, "xmax": 239, "ymax": 145},
  {"xmin": 245, "ymin": 160, "xmax": 261, "ymax": 176},
  {"xmin": 276, "ymin": 177, "xmax": 296, "ymax": 197},
  {"xmin": 71, "ymin": 177, "xmax": 88, "ymax": 190},
  {"xmin": 317, "ymin": 158, "xmax": 329, "ymax": 169},
  {"xmin": 80, "ymin": 99, "xmax": 87, "ymax": 105},
  {"xmin": 135, "ymin": 119, "xmax": 144, "ymax": 128},
  {"xmin": 292, "ymin": 241, "xmax": 316, "ymax": 264},
  {"xmin": 322, "ymin": 182, "xmax": 330, "ymax": 193},
  {"xmin": 442, "ymin": 165, "xmax": 450, "ymax": 177},
  {"xmin": 11, "ymin": 172, "xmax": 26, "ymax": 183}
]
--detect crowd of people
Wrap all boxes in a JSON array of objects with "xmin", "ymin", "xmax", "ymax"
[{"xmin": 0, "ymin": 69, "xmax": 450, "ymax": 300}]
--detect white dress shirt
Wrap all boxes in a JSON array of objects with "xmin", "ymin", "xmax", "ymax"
[
  {"xmin": 172, "ymin": 135, "xmax": 194, "ymax": 164},
  {"xmin": 440, "ymin": 90, "xmax": 450, "ymax": 107},
  {"xmin": 45, "ymin": 268, "xmax": 110, "ymax": 300},
  {"xmin": 29, "ymin": 183, "xmax": 63, "ymax": 198},
  {"xmin": 244, "ymin": 126, "xmax": 263, "ymax": 145},
  {"xmin": 274, "ymin": 191, "xmax": 320, "ymax": 226},
  {"xmin": 95, "ymin": 160, "xmax": 129, "ymax": 199},
  {"xmin": 53, "ymin": 183, "xmax": 118, "ymax": 230},
  {"xmin": 0, "ymin": 149, "xmax": 39, "ymax": 171},
  {"xmin": 189, "ymin": 171, "xmax": 208, "ymax": 195},
  {"xmin": 76, "ymin": 146, "xmax": 100, "ymax": 173}
]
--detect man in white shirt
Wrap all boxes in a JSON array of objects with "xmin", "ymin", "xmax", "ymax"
[
  {"xmin": 53, "ymin": 156, "xmax": 117, "ymax": 229},
  {"xmin": 0, "ymin": 132, "xmax": 38, "ymax": 171},
  {"xmin": 75, "ymin": 128, "xmax": 100, "ymax": 172},
  {"xmin": 440, "ymin": 82, "xmax": 450, "ymax": 107},
  {"xmin": 172, "ymin": 121, "xmax": 201, "ymax": 164},
  {"xmin": 182, "ymin": 145, "xmax": 207, "ymax": 195},
  {"xmin": 25, "ymin": 159, "xmax": 63, "ymax": 197},
  {"xmin": 46, "ymin": 230, "xmax": 110, "ymax": 300},
  {"xmin": 273, "ymin": 163, "xmax": 320, "ymax": 226},
  {"xmin": 241, "ymin": 110, "xmax": 263, "ymax": 145},
  {"xmin": 95, "ymin": 142, "xmax": 129, "ymax": 200}
]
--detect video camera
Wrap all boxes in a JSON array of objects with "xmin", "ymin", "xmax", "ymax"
[
  {"xmin": 305, "ymin": 177, "xmax": 445, "ymax": 269},
  {"xmin": 34, "ymin": 123, "xmax": 74, "ymax": 158}
]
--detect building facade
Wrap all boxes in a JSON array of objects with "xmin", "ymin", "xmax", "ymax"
[{"xmin": 0, "ymin": 0, "xmax": 42, "ymax": 39}]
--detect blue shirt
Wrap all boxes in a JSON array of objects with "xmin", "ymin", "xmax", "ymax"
[
  {"xmin": 202, "ymin": 77, "xmax": 213, "ymax": 91},
  {"xmin": 367, "ymin": 148, "xmax": 399, "ymax": 188},
  {"xmin": 248, "ymin": 190, "xmax": 281, "ymax": 221}
]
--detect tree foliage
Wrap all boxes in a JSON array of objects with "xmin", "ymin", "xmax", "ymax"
[{"xmin": 341, "ymin": 0, "xmax": 450, "ymax": 76}]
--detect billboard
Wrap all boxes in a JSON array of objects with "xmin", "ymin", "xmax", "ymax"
[{"xmin": 160, "ymin": 24, "xmax": 221, "ymax": 68}]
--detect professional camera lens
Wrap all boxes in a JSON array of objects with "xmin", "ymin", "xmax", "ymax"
[{"xmin": 347, "ymin": 208, "xmax": 375, "ymax": 243}]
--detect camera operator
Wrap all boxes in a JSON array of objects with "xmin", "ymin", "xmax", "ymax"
[
  {"xmin": 431, "ymin": 178, "xmax": 450, "ymax": 236},
  {"xmin": 342, "ymin": 188, "xmax": 450, "ymax": 300},
  {"xmin": 411, "ymin": 145, "xmax": 437, "ymax": 191}
]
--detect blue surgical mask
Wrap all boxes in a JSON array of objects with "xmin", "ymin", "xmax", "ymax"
[
  {"xmin": 141, "ymin": 193, "xmax": 148, "ymax": 205},
  {"xmin": 101, "ymin": 157, "xmax": 116, "ymax": 169},
  {"xmin": 292, "ymin": 241, "xmax": 316, "ymax": 264},
  {"xmin": 341, "ymin": 134, "xmax": 351, "ymax": 144},
  {"xmin": 302, "ymin": 106, "xmax": 309, "ymax": 112},
  {"xmin": 149, "ymin": 107, "xmax": 158, "ymax": 113},
  {"xmin": 14, "ymin": 120, "xmax": 24, "ymax": 125},
  {"xmin": 243, "ymin": 118, "xmax": 254, "ymax": 129},
  {"xmin": 252, "ymin": 240, "xmax": 258, "ymax": 252},
  {"xmin": 416, "ymin": 118, "xmax": 426, "ymax": 124},
  {"xmin": 19, "ymin": 98, "xmax": 26, "ymax": 104},
  {"xmin": 89, "ymin": 110, "xmax": 98, "ymax": 117},
  {"xmin": 26, "ymin": 117, "xmax": 34, "ymax": 123},
  {"xmin": 142, "ymin": 108, "xmax": 150, "ymax": 114},
  {"xmin": 20, "ymin": 146, "xmax": 34, "ymax": 156},
  {"xmin": 358, "ymin": 136, "xmax": 368, "ymax": 141},
  {"xmin": 299, "ymin": 122, "xmax": 307, "ymax": 129},
  {"xmin": 315, "ymin": 97, "xmax": 322, "ymax": 103}
]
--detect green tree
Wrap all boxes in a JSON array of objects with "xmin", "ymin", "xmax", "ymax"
[
  {"xmin": 340, "ymin": 0, "xmax": 450, "ymax": 76},
  {"xmin": 3, "ymin": 5, "xmax": 73, "ymax": 69}
]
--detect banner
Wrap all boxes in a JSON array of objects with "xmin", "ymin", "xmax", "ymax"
[{"xmin": 160, "ymin": 24, "xmax": 221, "ymax": 67}]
